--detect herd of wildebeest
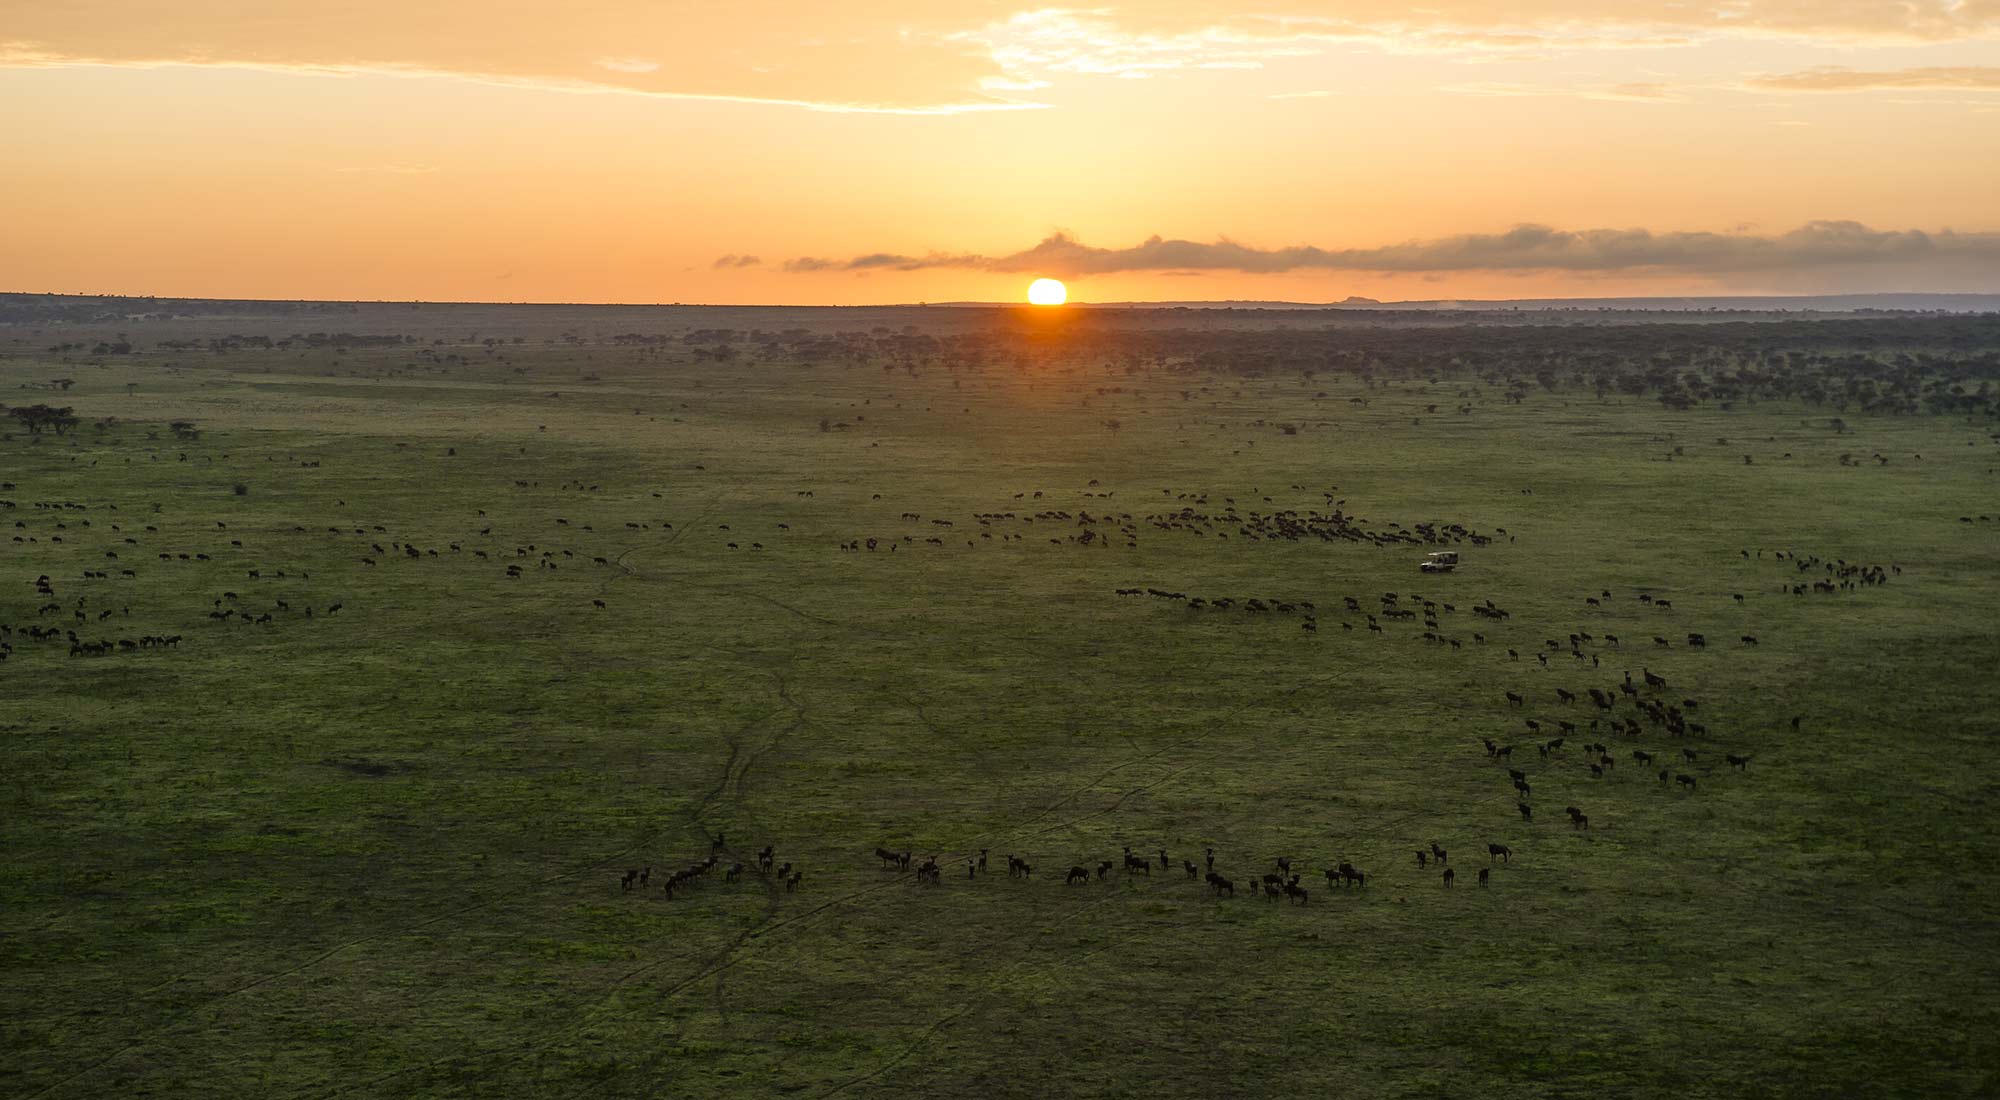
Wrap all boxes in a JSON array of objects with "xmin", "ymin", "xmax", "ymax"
[{"xmin": 0, "ymin": 438, "xmax": 1909, "ymax": 921}]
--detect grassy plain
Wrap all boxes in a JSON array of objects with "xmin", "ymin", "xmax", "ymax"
[{"xmin": 1, "ymin": 301, "xmax": 1997, "ymax": 1099}]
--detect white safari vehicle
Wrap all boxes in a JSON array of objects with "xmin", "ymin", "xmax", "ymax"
[{"xmin": 1420, "ymin": 551, "xmax": 1459, "ymax": 574}]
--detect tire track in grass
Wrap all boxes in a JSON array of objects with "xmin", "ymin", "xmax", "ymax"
[
  {"xmin": 17, "ymin": 680, "xmax": 790, "ymax": 1100},
  {"xmin": 297, "ymin": 601, "xmax": 1456, "ymax": 1096},
  {"xmin": 304, "ymin": 670, "xmax": 809, "ymax": 1099}
]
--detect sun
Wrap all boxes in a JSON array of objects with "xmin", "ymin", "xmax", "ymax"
[{"xmin": 1027, "ymin": 278, "xmax": 1067, "ymax": 306}]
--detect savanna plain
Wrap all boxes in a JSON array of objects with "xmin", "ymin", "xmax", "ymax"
[{"xmin": 2, "ymin": 298, "xmax": 1997, "ymax": 1099}]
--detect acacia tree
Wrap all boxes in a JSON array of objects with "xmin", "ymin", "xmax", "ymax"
[{"xmin": 8, "ymin": 404, "xmax": 79, "ymax": 435}]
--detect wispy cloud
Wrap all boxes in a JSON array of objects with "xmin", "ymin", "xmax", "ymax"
[
  {"xmin": 596, "ymin": 57, "xmax": 660, "ymax": 75},
  {"xmin": 778, "ymin": 223, "xmax": 2000, "ymax": 277},
  {"xmin": 0, "ymin": 46, "xmax": 1049, "ymax": 116},
  {"xmin": 335, "ymin": 164, "xmax": 439, "ymax": 174},
  {"xmin": 1581, "ymin": 81, "xmax": 1685, "ymax": 102},
  {"xmin": 711, "ymin": 254, "xmax": 762, "ymax": 269},
  {"xmin": 4, "ymin": 3, "xmax": 1998, "ymax": 115},
  {"xmin": 1743, "ymin": 66, "xmax": 2000, "ymax": 93},
  {"xmin": 1443, "ymin": 79, "xmax": 1687, "ymax": 101}
]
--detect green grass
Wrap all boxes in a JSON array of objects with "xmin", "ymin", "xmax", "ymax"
[{"xmin": 1, "ymin": 306, "xmax": 1997, "ymax": 1099}]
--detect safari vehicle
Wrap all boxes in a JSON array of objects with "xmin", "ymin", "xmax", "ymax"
[{"xmin": 1420, "ymin": 551, "xmax": 1459, "ymax": 574}]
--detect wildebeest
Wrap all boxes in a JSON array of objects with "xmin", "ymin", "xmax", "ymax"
[
  {"xmin": 1488, "ymin": 844, "xmax": 1511, "ymax": 863},
  {"xmin": 1727, "ymin": 753, "xmax": 1751, "ymax": 770},
  {"xmin": 1443, "ymin": 868, "xmax": 1455, "ymax": 886},
  {"xmin": 1517, "ymin": 802, "xmax": 1532, "ymax": 822},
  {"xmin": 1677, "ymin": 774, "xmax": 1698, "ymax": 791},
  {"xmin": 1206, "ymin": 872, "xmax": 1234, "ymax": 896},
  {"xmin": 1067, "ymin": 865, "xmax": 1090, "ymax": 885}
]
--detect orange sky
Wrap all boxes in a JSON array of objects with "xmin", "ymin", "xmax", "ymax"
[{"xmin": 3, "ymin": 2, "xmax": 1998, "ymax": 304}]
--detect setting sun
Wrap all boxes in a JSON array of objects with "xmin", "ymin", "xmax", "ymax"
[{"xmin": 1027, "ymin": 278, "xmax": 1067, "ymax": 306}]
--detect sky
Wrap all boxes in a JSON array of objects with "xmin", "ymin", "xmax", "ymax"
[{"xmin": 3, "ymin": 2, "xmax": 1998, "ymax": 305}]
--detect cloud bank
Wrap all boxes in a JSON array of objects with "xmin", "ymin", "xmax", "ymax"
[
  {"xmin": 3, "ymin": 2, "xmax": 1997, "ymax": 112},
  {"xmin": 781, "ymin": 223, "xmax": 2000, "ymax": 277}
]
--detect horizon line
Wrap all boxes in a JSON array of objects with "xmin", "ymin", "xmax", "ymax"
[{"xmin": 7, "ymin": 289, "xmax": 2000, "ymax": 314}]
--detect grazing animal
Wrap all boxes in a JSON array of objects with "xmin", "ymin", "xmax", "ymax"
[
  {"xmin": 1207, "ymin": 872, "xmax": 1234, "ymax": 896},
  {"xmin": 1067, "ymin": 865, "xmax": 1090, "ymax": 885},
  {"xmin": 1429, "ymin": 843, "xmax": 1448, "ymax": 865},
  {"xmin": 1727, "ymin": 753, "xmax": 1751, "ymax": 771},
  {"xmin": 1488, "ymin": 844, "xmax": 1511, "ymax": 863},
  {"xmin": 1443, "ymin": 868, "xmax": 1456, "ymax": 886},
  {"xmin": 1415, "ymin": 850, "xmax": 1428, "ymax": 869},
  {"xmin": 1677, "ymin": 774, "xmax": 1698, "ymax": 791},
  {"xmin": 1517, "ymin": 802, "xmax": 1532, "ymax": 822}
]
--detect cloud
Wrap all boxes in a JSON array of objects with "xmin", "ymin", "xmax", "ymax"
[
  {"xmin": 334, "ymin": 163, "xmax": 440, "ymax": 174},
  {"xmin": 1443, "ymin": 79, "xmax": 1687, "ymax": 101},
  {"xmin": 4, "ymin": 3, "xmax": 1995, "ymax": 115},
  {"xmin": 778, "ymin": 223, "xmax": 2000, "ymax": 277},
  {"xmin": 596, "ymin": 57, "xmax": 660, "ymax": 74},
  {"xmin": 711, "ymin": 254, "xmax": 762, "ymax": 269},
  {"xmin": 1581, "ymin": 81, "xmax": 1685, "ymax": 102},
  {"xmin": 1743, "ymin": 66, "xmax": 2000, "ymax": 93}
]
